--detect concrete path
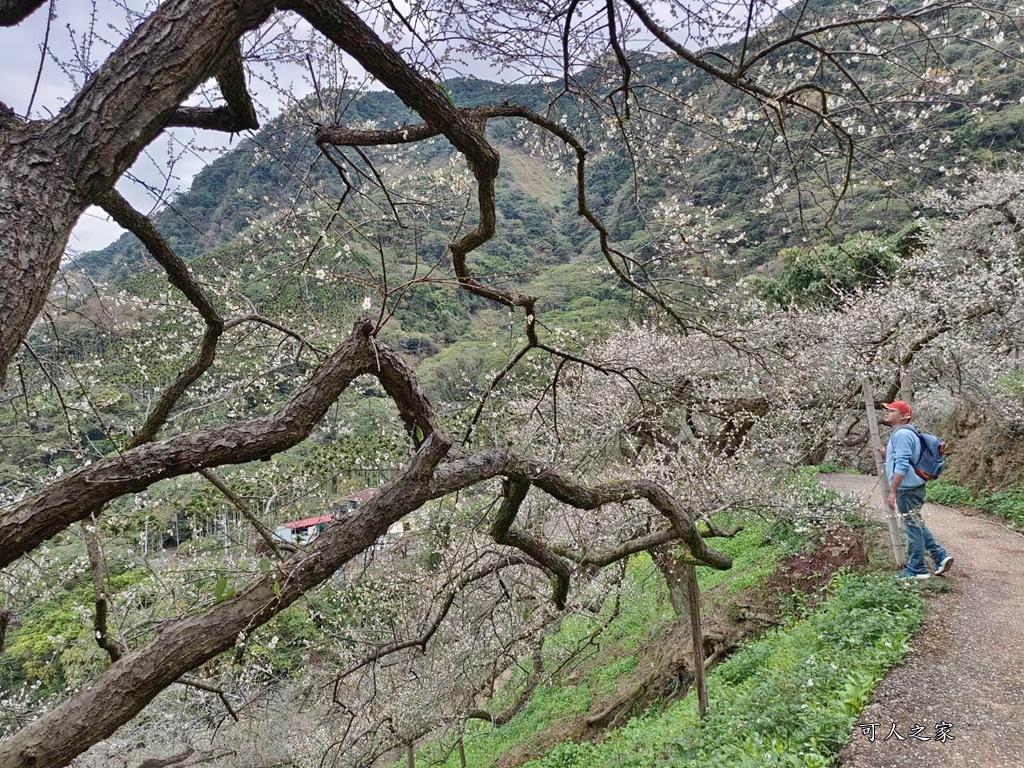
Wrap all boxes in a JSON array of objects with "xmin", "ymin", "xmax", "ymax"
[{"xmin": 819, "ymin": 474, "xmax": 1024, "ymax": 768}]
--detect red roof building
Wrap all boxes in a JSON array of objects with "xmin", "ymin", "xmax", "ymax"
[
  {"xmin": 345, "ymin": 488, "xmax": 377, "ymax": 506},
  {"xmin": 274, "ymin": 490, "xmax": 378, "ymax": 544},
  {"xmin": 280, "ymin": 515, "xmax": 332, "ymax": 531}
]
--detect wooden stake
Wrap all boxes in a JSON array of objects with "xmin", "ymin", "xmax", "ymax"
[
  {"xmin": 900, "ymin": 369, "xmax": 913, "ymax": 404},
  {"xmin": 861, "ymin": 379, "xmax": 906, "ymax": 567},
  {"xmin": 684, "ymin": 562, "xmax": 708, "ymax": 718}
]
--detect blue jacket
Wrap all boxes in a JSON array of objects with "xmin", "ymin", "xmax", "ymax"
[{"xmin": 886, "ymin": 425, "xmax": 926, "ymax": 489}]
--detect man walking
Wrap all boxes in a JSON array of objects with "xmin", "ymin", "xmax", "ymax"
[{"xmin": 880, "ymin": 400, "xmax": 954, "ymax": 579}]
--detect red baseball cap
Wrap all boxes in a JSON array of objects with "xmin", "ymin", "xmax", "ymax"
[{"xmin": 882, "ymin": 400, "xmax": 913, "ymax": 417}]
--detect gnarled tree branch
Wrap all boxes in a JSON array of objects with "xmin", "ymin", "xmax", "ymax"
[
  {"xmin": 0, "ymin": 317, "xmax": 435, "ymax": 569},
  {"xmin": 167, "ymin": 41, "xmax": 258, "ymax": 132},
  {"xmin": 0, "ymin": 0, "xmax": 44, "ymax": 26}
]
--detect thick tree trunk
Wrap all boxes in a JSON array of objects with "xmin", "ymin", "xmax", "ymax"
[
  {"xmin": 651, "ymin": 546, "xmax": 707, "ymax": 715},
  {"xmin": 0, "ymin": 132, "xmax": 80, "ymax": 389},
  {"xmin": 650, "ymin": 544, "xmax": 694, "ymax": 626},
  {"xmin": 0, "ymin": 0, "xmax": 273, "ymax": 388}
]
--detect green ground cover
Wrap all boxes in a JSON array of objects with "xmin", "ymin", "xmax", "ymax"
[
  {"xmin": 523, "ymin": 572, "xmax": 923, "ymax": 768},
  {"xmin": 409, "ymin": 517, "xmax": 808, "ymax": 768},
  {"xmin": 927, "ymin": 480, "xmax": 1024, "ymax": 530}
]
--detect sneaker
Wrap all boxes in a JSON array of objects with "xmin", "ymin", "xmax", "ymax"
[
  {"xmin": 935, "ymin": 556, "xmax": 954, "ymax": 576},
  {"xmin": 897, "ymin": 569, "xmax": 931, "ymax": 580}
]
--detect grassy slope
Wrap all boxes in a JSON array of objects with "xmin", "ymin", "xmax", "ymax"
[
  {"xmin": 407, "ymin": 516, "xmax": 923, "ymax": 768},
  {"xmin": 522, "ymin": 572, "xmax": 922, "ymax": 768},
  {"xmin": 409, "ymin": 518, "xmax": 794, "ymax": 766}
]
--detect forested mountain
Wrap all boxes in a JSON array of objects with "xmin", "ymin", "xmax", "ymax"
[
  {"xmin": 79, "ymin": 35, "xmax": 1024, "ymax": 288},
  {"xmin": 76, "ymin": 77, "xmax": 553, "ymax": 278},
  {"xmin": 62, "ymin": 35, "xmax": 1024, "ymax": 418}
]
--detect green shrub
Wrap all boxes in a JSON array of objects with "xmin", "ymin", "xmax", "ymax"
[
  {"xmin": 926, "ymin": 481, "xmax": 975, "ymax": 507},
  {"xmin": 976, "ymin": 488, "xmax": 1024, "ymax": 528},
  {"xmin": 814, "ymin": 461, "xmax": 853, "ymax": 475},
  {"xmin": 751, "ymin": 231, "xmax": 904, "ymax": 310}
]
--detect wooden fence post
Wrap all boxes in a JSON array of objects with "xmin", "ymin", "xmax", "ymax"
[
  {"xmin": 900, "ymin": 369, "xmax": 913, "ymax": 404},
  {"xmin": 684, "ymin": 563, "xmax": 708, "ymax": 718}
]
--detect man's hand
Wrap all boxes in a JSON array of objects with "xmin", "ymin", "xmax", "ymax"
[
  {"xmin": 886, "ymin": 489, "xmax": 897, "ymax": 510},
  {"xmin": 877, "ymin": 445, "xmax": 887, "ymax": 458}
]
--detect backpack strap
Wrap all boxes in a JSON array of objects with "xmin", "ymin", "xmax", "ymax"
[{"xmin": 892, "ymin": 424, "xmax": 924, "ymax": 463}]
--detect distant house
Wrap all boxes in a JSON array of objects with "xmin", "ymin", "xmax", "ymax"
[
  {"xmin": 273, "ymin": 489, "xmax": 379, "ymax": 545},
  {"xmin": 273, "ymin": 514, "xmax": 332, "ymax": 544},
  {"xmin": 345, "ymin": 488, "xmax": 376, "ymax": 511}
]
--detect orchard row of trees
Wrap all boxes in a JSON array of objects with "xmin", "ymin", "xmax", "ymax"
[
  {"xmin": 12, "ymin": 166, "xmax": 1023, "ymax": 768},
  {"xmin": 3, "ymin": 0, "xmax": 1024, "ymax": 766}
]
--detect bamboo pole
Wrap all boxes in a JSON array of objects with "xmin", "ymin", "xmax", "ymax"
[
  {"xmin": 861, "ymin": 379, "xmax": 906, "ymax": 567},
  {"xmin": 684, "ymin": 563, "xmax": 708, "ymax": 718}
]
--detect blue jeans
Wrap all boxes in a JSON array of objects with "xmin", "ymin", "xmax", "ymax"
[{"xmin": 896, "ymin": 485, "xmax": 948, "ymax": 575}]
